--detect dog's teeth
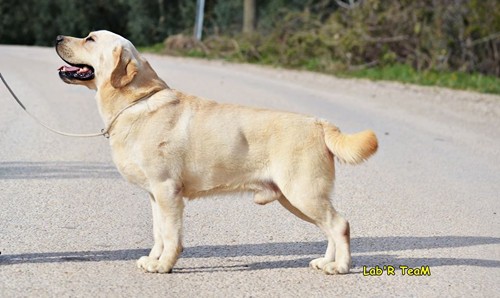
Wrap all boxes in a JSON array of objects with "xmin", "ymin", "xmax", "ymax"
[{"xmin": 77, "ymin": 67, "xmax": 90, "ymax": 73}]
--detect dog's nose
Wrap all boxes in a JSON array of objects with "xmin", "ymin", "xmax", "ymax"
[{"xmin": 55, "ymin": 35, "xmax": 64, "ymax": 45}]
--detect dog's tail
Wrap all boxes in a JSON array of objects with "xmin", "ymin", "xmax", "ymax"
[{"xmin": 321, "ymin": 121, "xmax": 378, "ymax": 165}]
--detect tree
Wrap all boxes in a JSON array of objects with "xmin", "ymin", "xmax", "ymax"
[{"xmin": 243, "ymin": 0, "xmax": 256, "ymax": 33}]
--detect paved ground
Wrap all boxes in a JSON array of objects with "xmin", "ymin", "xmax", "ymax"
[{"xmin": 0, "ymin": 45, "xmax": 499, "ymax": 297}]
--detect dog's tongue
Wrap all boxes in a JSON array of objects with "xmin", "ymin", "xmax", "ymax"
[{"xmin": 58, "ymin": 65, "xmax": 80, "ymax": 72}]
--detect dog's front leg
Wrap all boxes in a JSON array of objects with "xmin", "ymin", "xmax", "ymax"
[
  {"xmin": 146, "ymin": 194, "xmax": 164, "ymax": 259},
  {"xmin": 137, "ymin": 180, "xmax": 184, "ymax": 273}
]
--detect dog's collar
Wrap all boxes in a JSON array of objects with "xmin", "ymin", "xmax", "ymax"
[{"xmin": 101, "ymin": 91, "xmax": 162, "ymax": 138}]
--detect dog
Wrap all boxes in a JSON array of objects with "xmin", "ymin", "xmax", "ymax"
[{"xmin": 55, "ymin": 30, "xmax": 378, "ymax": 274}]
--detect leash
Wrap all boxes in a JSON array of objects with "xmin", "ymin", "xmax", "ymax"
[{"xmin": 0, "ymin": 72, "xmax": 140, "ymax": 138}]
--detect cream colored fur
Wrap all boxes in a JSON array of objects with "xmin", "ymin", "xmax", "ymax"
[{"xmin": 56, "ymin": 30, "xmax": 378, "ymax": 274}]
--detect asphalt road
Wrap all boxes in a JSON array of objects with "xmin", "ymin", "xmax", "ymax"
[{"xmin": 0, "ymin": 45, "xmax": 499, "ymax": 297}]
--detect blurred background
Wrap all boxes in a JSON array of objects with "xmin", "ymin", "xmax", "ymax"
[{"xmin": 1, "ymin": 0, "xmax": 499, "ymax": 93}]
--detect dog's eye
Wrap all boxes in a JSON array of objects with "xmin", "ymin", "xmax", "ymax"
[{"xmin": 85, "ymin": 36, "xmax": 95, "ymax": 42}]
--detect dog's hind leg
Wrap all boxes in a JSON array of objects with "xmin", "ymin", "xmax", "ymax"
[
  {"xmin": 278, "ymin": 184, "xmax": 351, "ymax": 274},
  {"xmin": 137, "ymin": 180, "xmax": 184, "ymax": 273},
  {"xmin": 309, "ymin": 208, "xmax": 351, "ymax": 275},
  {"xmin": 277, "ymin": 196, "xmax": 314, "ymax": 224}
]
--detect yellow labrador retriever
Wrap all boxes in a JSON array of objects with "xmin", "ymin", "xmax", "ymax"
[{"xmin": 55, "ymin": 30, "xmax": 377, "ymax": 274}]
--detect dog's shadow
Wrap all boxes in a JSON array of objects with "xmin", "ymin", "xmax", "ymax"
[
  {"xmin": 0, "ymin": 161, "xmax": 121, "ymax": 180},
  {"xmin": 1, "ymin": 236, "xmax": 499, "ymax": 273}
]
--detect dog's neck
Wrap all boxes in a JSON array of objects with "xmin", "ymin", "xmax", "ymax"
[{"xmin": 95, "ymin": 77, "xmax": 169, "ymax": 123}]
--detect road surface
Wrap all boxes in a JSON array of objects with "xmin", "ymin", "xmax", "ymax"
[{"xmin": 0, "ymin": 45, "xmax": 499, "ymax": 297}]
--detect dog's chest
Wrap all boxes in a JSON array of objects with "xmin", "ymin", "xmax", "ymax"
[
  {"xmin": 116, "ymin": 161, "xmax": 149, "ymax": 190},
  {"xmin": 110, "ymin": 143, "xmax": 150, "ymax": 190}
]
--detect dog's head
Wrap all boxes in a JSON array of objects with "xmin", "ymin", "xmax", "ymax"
[{"xmin": 55, "ymin": 30, "xmax": 167, "ymax": 94}]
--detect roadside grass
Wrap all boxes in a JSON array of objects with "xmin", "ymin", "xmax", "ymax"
[
  {"xmin": 138, "ymin": 43, "xmax": 164, "ymax": 54},
  {"xmin": 139, "ymin": 43, "xmax": 500, "ymax": 95},
  {"xmin": 344, "ymin": 64, "xmax": 500, "ymax": 95}
]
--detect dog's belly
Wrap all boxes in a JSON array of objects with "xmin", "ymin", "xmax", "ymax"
[
  {"xmin": 181, "ymin": 169, "xmax": 263, "ymax": 199},
  {"xmin": 113, "ymin": 150, "xmax": 269, "ymax": 199}
]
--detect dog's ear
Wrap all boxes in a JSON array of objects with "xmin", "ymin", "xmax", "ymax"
[{"xmin": 110, "ymin": 46, "xmax": 138, "ymax": 88}]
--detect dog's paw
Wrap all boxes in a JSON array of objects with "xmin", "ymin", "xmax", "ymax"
[
  {"xmin": 137, "ymin": 256, "xmax": 173, "ymax": 274},
  {"xmin": 322, "ymin": 261, "xmax": 350, "ymax": 275},
  {"xmin": 309, "ymin": 257, "xmax": 331, "ymax": 270},
  {"xmin": 310, "ymin": 258, "xmax": 350, "ymax": 275}
]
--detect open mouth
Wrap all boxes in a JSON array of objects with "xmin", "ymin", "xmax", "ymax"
[{"xmin": 58, "ymin": 63, "xmax": 95, "ymax": 81}]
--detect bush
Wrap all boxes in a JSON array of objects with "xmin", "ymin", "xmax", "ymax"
[{"xmin": 1, "ymin": 0, "xmax": 498, "ymax": 77}]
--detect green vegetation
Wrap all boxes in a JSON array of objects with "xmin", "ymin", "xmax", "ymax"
[
  {"xmin": 346, "ymin": 64, "xmax": 500, "ymax": 94},
  {"xmin": 144, "ymin": 41, "xmax": 500, "ymax": 94},
  {"xmin": 159, "ymin": 0, "xmax": 500, "ymax": 94},
  {"xmin": 2, "ymin": 0, "xmax": 499, "ymax": 94},
  {"xmin": 137, "ymin": 43, "xmax": 165, "ymax": 54}
]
